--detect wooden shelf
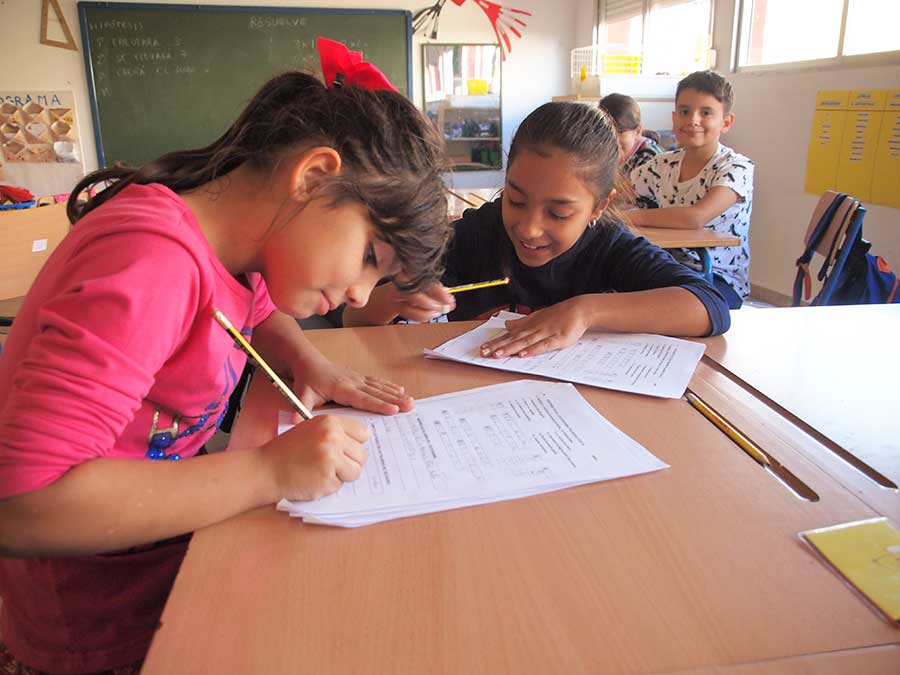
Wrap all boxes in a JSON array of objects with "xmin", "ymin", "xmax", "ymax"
[{"xmin": 438, "ymin": 103, "xmax": 501, "ymax": 171}]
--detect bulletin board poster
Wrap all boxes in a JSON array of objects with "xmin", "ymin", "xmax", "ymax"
[
  {"xmin": 0, "ymin": 91, "xmax": 85, "ymax": 197},
  {"xmin": 804, "ymin": 88, "xmax": 900, "ymax": 209}
]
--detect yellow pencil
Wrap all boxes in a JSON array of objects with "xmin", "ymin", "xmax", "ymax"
[
  {"xmin": 447, "ymin": 277, "xmax": 510, "ymax": 294},
  {"xmin": 684, "ymin": 391, "xmax": 770, "ymax": 467},
  {"xmin": 213, "ymin": 309, "xmax": 313, "ymax": 420}
]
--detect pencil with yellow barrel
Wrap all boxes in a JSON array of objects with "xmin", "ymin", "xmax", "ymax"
[{"xmin": 446, "ymin": 277, "xmax": 510, "ymax": 294}]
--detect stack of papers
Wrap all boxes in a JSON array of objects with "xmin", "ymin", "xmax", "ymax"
[
  {"xmin": 425, "ymin": 311, "xmax": 705, "ymax": 398},
  {"xmin": 278, "ymin": 380, "xmax": 668, "ymax": 527}
]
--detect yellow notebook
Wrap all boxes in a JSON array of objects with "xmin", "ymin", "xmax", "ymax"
[{"xmin": 800, "ymin": 518, "xmax": 900, "ymax": 623}]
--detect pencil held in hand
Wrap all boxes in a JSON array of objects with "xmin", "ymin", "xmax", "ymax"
[
  {"xmin": 447, "ymin": 277, "xmax": 510, "ymax": 294},
  {"xmin": 212, "ymin": 309, "xmax": 313, "ymax": 420}
]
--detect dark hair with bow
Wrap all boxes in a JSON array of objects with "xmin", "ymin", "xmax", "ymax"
[
  {"xmin": 68, "ymin": 69, "xmax": 451, "ymax": 291},
  {"xmin": 316, "ymin": 37, "xmax": 398, "ymax": 92}
]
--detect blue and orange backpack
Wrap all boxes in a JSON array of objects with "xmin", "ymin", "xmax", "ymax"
[{"xmin": 793, "ymin": 191, "xmax": 899, "ymax": 306}]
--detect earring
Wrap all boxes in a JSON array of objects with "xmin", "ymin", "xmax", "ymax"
[{"xmin": 588, "ymin": 218, "xmax": 598, "ymax": 228}]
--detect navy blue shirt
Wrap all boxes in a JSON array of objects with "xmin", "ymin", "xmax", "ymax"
[{"xmin": 442, "ymin": 199, "xmax": 730, "ymax": 336}]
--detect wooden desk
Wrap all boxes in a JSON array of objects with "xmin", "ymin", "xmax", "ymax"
[
  {"xmin": 144, "ymin": 322, "xmax": 898, "ymax": 674},
  {"xmin": 629, "ymin": 224, "xmax": 741, "ymax": 250},
  {"xmin": 699, "ymin": 305, "xmax": 900, "ymax": 519},
  {"xmin": 629, "ymin": 225, "xmax": 740, "ymax": 284},
  {"xmin": 0, "ymin": 202, "xmax": 70, "ymax": 300},
  {"xmin": 676, "ymin": 644, "xmax": 900, "ymax": 674},
  {"xmin": 0, "ymin": 296, "xmax": 24, "ymax": 320}
]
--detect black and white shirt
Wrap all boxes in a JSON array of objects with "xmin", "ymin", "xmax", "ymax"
[
  {"xmin": 622, "ymin": 135, "xmax": 662, "ymax": 178},
  {"xmin": 630, "ymin": 143, "xmax": 754, "ymax": 297}
]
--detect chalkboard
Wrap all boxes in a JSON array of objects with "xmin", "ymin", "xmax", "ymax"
[{"xmin": 78, "ymin": 3, "xmax": 412, "ymax": 166}]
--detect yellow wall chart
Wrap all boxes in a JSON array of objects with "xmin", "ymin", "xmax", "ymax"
[
  {"xmin": 871, "ymin": 90, "xmax": 900, "ymax": 209},
  {"xmin": 805, "ymin": 89, "xmax": 900, "ymax": 209}
]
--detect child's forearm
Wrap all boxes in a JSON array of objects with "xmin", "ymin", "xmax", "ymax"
[
  {"xmin": 0, "ymin": 446, "xmax": 277, "ymax": 558},
  {"xmin": 342, "ymin": 284, "xmax": 400, "ymax": 327},
  {"xmin": 629, "ymin": 186, "xmax": 739, "ymax": 230},
  {"xmin": 628, "ymin": 205, "xmax": 706, "ymax": 229},
  {"xmin": 582, "ymin": 287, "xmax": 712, "ymax": 336}
]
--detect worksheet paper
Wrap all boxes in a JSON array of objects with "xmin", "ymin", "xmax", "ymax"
[
  {"xmin": 424, "ymin": 311, "xmax": 705, "ymax": 398},
  {"xmin": 277, "ymin": 380, "xmax": 668, "ymax": 527}
]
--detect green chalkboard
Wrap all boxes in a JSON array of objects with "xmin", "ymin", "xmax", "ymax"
[{"xmin": 78, "ymin": 2, "xmax": 412, "ymax": 166}]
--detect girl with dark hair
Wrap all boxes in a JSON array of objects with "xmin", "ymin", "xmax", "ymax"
[
  {"xmin": 599, "ymin": 92, "xmax": 662, "ymax": 177},
  {"xmin": 345, "ymin": 101, "xmax": 729, "ymax": 358},
  {"xmin": 0, "ymin": 48, "xmax": 450, "ymax": 673}
]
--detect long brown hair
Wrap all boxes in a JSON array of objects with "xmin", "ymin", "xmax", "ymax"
[{"xmin": 68, "ymin": 72, "xmax": 451, "ymax": 290}]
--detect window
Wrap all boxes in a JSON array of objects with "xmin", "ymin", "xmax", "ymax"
[
  {"xmin": 597, "ymin": 0, "xmax": 713, "ymax": 76},
  {"xmin": 736, "ymin": 0, "xmax": 900, "ymax": 68}
]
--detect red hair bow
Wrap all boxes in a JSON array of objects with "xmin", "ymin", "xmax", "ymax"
[{"xmin": 316, "ymin": 37, "xmax": 398, "ymax": 93}]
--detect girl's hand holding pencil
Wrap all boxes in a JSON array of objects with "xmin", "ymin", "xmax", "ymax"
[
  {"xmin": 262, "ymin": 414, "xmax": 371, "ymax": 502},
  {"xmin": 385, "ymin": 281, "xmax": 458, "ymax": 323},
  {"xmin": 387, "ymin": 277, "xmax": 511, "ymax": 323},
  {"xmin": 342, "ymin": 277, "xmax": 511, "ymax": 327}
]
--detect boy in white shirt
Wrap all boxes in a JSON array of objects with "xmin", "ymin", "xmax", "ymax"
[{"xmin": 629, "ymin": 70, "xmax": 753, "ymax": 308}]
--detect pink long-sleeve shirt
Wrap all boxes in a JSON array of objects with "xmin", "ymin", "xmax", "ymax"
[{"xmin": 0, "ymin": 183, "xmax": 275, "ymax": 673}]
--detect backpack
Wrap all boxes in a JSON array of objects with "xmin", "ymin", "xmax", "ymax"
[{"xmin": 793, "ymin": 192, "xmax": 899, "ymax": 306}]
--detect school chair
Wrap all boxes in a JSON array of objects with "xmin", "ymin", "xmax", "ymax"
[{"xmin": 0, "ymin": 201, "xmax": 71, "ymax": 326}]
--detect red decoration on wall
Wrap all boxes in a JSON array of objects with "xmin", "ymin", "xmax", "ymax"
[{"xmin": 414, "ymin": 0, "xmax": 532, "ymax": 60}]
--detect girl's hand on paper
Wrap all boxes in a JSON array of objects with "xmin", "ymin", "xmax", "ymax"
[
  {"xmin": 390, "ymin": 282, "xmax": 455, "ymax": 323},
  {"xmin": 262, "ymin": 414, "xmax": 371, "ymax": 502},
  {"xmin": 290, "ymin": 355, "xmax": 414, "ymax": 418},
  {"xmin": 480, "ymin": 297, "xmax": 593, "ymax": 358}
]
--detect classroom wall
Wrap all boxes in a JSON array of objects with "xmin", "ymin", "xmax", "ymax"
[
  {"xmin": 0, "ymin": 0, "xmax": 578, "ymax": 192},
  {"xmin": 7, "ymin": 0, "xmax": 896, "ymax": 300},
  {"xmin": 569, "ymin": 0, "xmax": 900, "ymax": 301},
  {"xmin": 708, "ymin": 0, "xmax": 900, "ymax": 299},
  {"xmin": 726, "ymin": 66, "xmax": 900, "ymax": 300}
]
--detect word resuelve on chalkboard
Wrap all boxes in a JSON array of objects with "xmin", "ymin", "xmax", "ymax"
[{"xmin": 78, "ymin": 3, "xmax": 412, "ymax": 167}]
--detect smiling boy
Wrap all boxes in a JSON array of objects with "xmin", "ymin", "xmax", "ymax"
[{"xmin": 629, "ymin": 70, "xmax": 753, "ymax": 308}]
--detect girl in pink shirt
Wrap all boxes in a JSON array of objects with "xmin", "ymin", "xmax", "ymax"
[{"xmin": 0, "ymin": 53, "xmax": 450, "ymax": 674}]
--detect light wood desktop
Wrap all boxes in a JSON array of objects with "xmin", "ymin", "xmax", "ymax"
[
  {"xmin": 0, "ymin": 297, "xmax": 23, "ymax": 320},
  {"xmin": 628, "ymin": 225, "xmax": 740, "ymax": 284},
  {"xmin": 677, "ymin": 644, "xmax": 900, "ymax": 675},
  {"xmin": 0, "ymin": 202, "xmax": 71, "ymax": 326},
  {"xmin": 698, "ymin": 304, "xmax": 900, "ymax": 520},
  {"xmin": 0, "ymin": 202, "xmax": 70, "ymax": 300},
  {"xmin": 628, "ymin": 224, "xmax": 740, "ymax": 250},
  {"xmin": 143, "ymin": 321, "xmax": 899, "ymax": 674}
]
